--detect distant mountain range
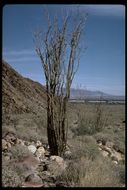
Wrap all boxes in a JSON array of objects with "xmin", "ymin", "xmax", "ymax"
[{"xmin": 70, "ymin": 88, "xmax": 125, "ymax": 100}]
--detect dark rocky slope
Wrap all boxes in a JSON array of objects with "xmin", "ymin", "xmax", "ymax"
[{"xmin": 2, "ymin": 60, "xmax": 47, "ymax": 115}]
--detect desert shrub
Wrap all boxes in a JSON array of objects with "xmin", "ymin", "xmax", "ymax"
[
  {"xmin": 72, "ymin": 118, "xmax": 96, "ymax": 136},
  {"xmin": 78, "ymin": 157, "xmax": 122, "ymax": 187},
  {"xmin": 2, "ymin": 166, "xmax": 22, "ymax": 187},
  {"xmin": 113, "ymin": 130, "xmax": 125, "ymax": 154},
  {"xmin": 69, "ymin": 135, "xmax": 100, "ymax": 161},
  {"xmin": 94, "ymin": 103, "xmax": 107, "ymax": 132},
  {"xmin": 2, "ymin": 125, "xmax": 16, "ymax": 137},
  {"xmin": 9, "ymin": 144, "xmax": 32, "ymax": 160},
  {"xmin": 33, "ymin": 114, "xmax": 47, "ymax": 129},
  {"xmin": 94, "ymin": 132, "xmax": 114, "ymax": 143},
  {"xmin": 117, "ymin": 165, "xmax": 125, "ymax": 184},
  {"xmin": 58, "ymin": 156, "xmax": 123, "ymax": 187},
  {"xmin": 57, "ymin": 160, "xmax": 80, "ymax": 187},
  {"xmin": 2, "ymin": 156, "xmax": 23, "ymax": 187},
  {"xmin": 14, "ymin": 114, "xmax": 47, "ymax": 142},
  {"xmin": 73, "ymin": 103, "xmax": 108, "ymax": 136}
]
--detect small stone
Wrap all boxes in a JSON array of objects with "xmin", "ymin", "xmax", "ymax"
[
  {"xmin": 36, "ymin": 140, "xmax": 42, "ymax": 148},
  {"xmin": 4, "ymin": 132, "xmax": 17, "ymax": 143},
  {"xmin": 41, "ymin": 171, "xmax": 51, "ymax": 177},
  {"xmin": 16, "ymin": 138, "xmax": 25, "ymax": 146},
  {"xmin": 111, "ymin": 151, "xmax": 122, "ymax": 161},
  {"xmin": 64, "ymin": 150, "xmax": 72, "ymax": 159},
  {"xmin": 2, "ymin": 139, "xmax": 8, "ymax": 150},
  {"xmin": 31, "ymin": 141, "xmax": 35, "ymax": 145},
  {"xmin": 10, "ymin": 141, "xmax": 15, "ymax": 145},
  {"xmin": 101, "ymin": 150, "xmax": 109, "ymax": 157},
  {"xmin": 4, "ymin": 155, "xmax": 11, "ymax": 160},
  {"xmin": 28, "ymin": 145, "xmax": 37, "ymax": 154},
  {"xmin": 106, "ymin": 141, "xmax": 114, "ymax": 148},
  {"xmin": 48, "ymin": 156, "xmax": 67, "ymax": 176},
  {"xmin": 35, "ymin": 146, "xmax": 45, "ymax": 159},
  {"xmin": 56, "ymin": 181, "xmax": 67, "ymax": 187},
  {"xmin": 24, "ymin": 141, "xmax": 30, "ymax": 146},
  {"xmin": 112, "ymin": 160, "xmax": 118, "ymax": 164},
  {"xmin": 112, "ymin": 144, "xmax": 120, "ymax": 152},
  {"xmin": 98, "ymin": 141, "xmax": 102, "ymax": 146},
  {"xmin": 7, "ymin": 142, "xmax": 12, "ymax": 149},
  {"xmin": 45, "ymin": 150, "xmax": 50, "ymax": 157},
  {"xmin": 111, "ymin": 155, "xmax": 118, "ymax": 162},
  {"xmin": 102, "ymin": 146, "xmax": 112, "ymax": 154},
  {"xmin": 50, "ymin": 155, "xmax": 63, "ymax": 162}
]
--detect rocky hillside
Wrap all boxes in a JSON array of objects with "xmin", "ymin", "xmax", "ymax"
[{"xmin": 2, "ymin": 60, "xmax": 47, "ymax": 115}]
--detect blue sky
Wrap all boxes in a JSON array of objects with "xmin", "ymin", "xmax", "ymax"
[{"xmin": 3, "ymin": 4, "xmax": 125, "ymax": 96}]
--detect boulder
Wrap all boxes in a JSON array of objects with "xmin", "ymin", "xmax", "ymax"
[
  {"xmin": 25, "ymin": 173, "xmax": 42, "ymax": 183},
  {"xmin": 28, "ymin": 145, "xmax": 37, "ymax": 154},
  {"xmin": 50, "ymin": 155, "xmax": 64, "ymax": 163},
  {"xmin": 47, "ymin": 156, "xmax": 67, "ymax": 176}
]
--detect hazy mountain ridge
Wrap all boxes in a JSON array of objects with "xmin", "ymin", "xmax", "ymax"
[{"xmin": 70, "ymin": 88, "xmax": 125, "ymax": 100}]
